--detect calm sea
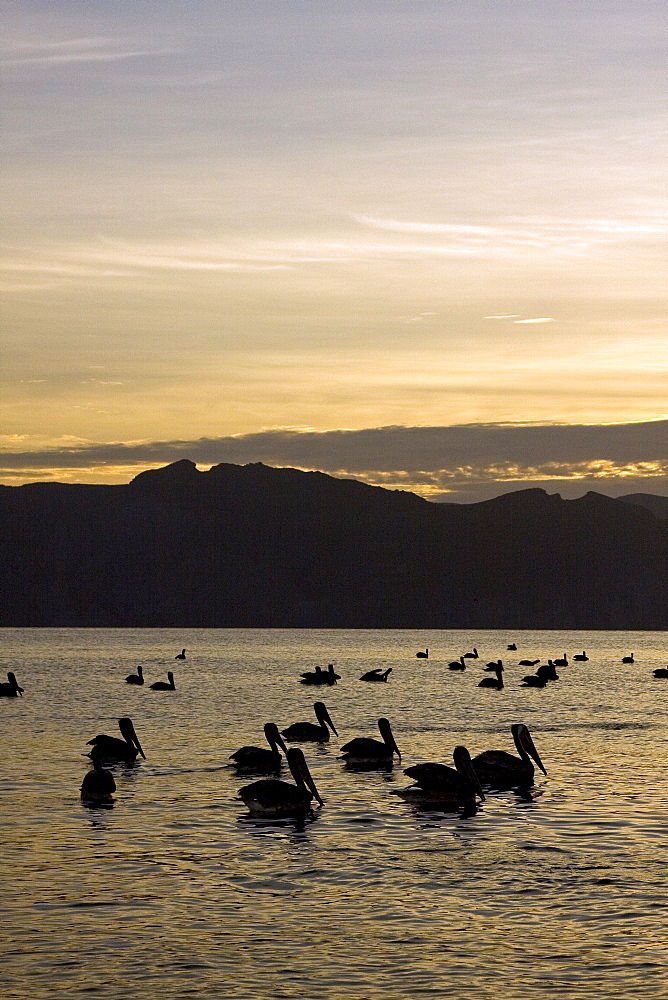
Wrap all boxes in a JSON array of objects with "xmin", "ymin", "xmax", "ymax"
[{"xmin": 2, "ymin": 628, "xmax": 668, "ymax": 1000}]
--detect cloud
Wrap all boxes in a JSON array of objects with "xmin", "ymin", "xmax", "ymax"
[{"xmin": 2, "ymin": 420, "xmax": 667, "ymax": 501}]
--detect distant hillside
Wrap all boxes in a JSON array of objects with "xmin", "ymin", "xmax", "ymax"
[
  {"xmin": 1, "ymin": 460, "xmax": 667, "ymax": 628},
  {"xmin": 618, "ymin": 493, "xmax": 668, "ymax": 520}
]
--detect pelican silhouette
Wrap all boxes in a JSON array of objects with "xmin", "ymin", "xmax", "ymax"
[
  {"xmin": 448, "ymin": 656, "xmax": 466, "ymax": 671},
  {"xmin": 150, "ymin": 671, "xmax": 176, "ymax": 691},
  {"xmin": 416, "ymin": 649, "xmax": 429, "ymax": 659},
  {"xmin": 238, "ymin": 747, "xmax": 323, "ymax": 817},
  {"xmin": 300, "ymin": 663, "xmax": 340, "ymax": 686},
  {"xmin": 473, "ymin": 724, "xmax": 546, "ymax": 787},
  {"xmin": 175, "ymin": 649, "xmax": 186, "ymax": 660},
  {"xmin": 339, "ymin": 718, "xmax": 401, "ymax": 764},
  {"xmin": 393, "ymin": 746, "xmax": 485, "ymax": 809},
  {"xmin": 282, "ymin": 702, "xmax": 338, "ymax": 742},
  {"xmin": 87, "ymin": 717, "xmax": 146, "ymax": 763},
  {"xmin": 0, "ymin": 672, "xmax": 24, "ymax": 697},
  {"xmin": 478, "ymin": 663, "xmax": 504, "ymax": 689},
  {"xmin": 622, "ymin": 653, "xmax": 635, "ymax": 663},
  {"xmin": 125, "ymin": 665, "xmax": 144, "ymax": 686},
  {"xmin": 463, "ymin": 647, "xmax": 479, "ymax": 659},
  {"xmin": 359, "ymin": 668, "xmax": 392, "ymax": 682},
  {"xmin": 573, "ymin": 651, "xmax": 588, "ymax": 661},
  {"xmin": 80, "ymin": 747, "xmax": 116, "ymax": 802},
  {"xmin": 230, "ymin": 723, "xmax": 289, "ymax": 772},
  {"xmin": 507, "ymin": 643, "xmax": 517, "ymax": 651}
]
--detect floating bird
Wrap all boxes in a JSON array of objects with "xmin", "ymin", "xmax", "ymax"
[
  {"xmin": 300, "ymin": 663, "xmax": 340, "ymax": 686},
  {"xmin": 448, "ymin": 656, "xmax": 466, "ymax": 671},
  {"xmin": 484, "ymin": 658, "xmax": 503, "ymax": 671},
  {"xmin": 416, "ymin": 649, "xmax": 429, "ymax": 659},
  {"xmin": 518, "ymin": 658, "xmax": 540, "ymax": 667},
  {"xmin": 0, "ymin": 671, "xmax": 24, "ymax": 697},
  {"xmin": 478, "ymin": 663, "xmax": 504, "ymax": 689},
  {"xmin": 653, "ymin": 667, "xmax": 668, "ymax": 678},
  {"xmin": 339, "ymin": 718, "xmax": 401, "ymax": 765},
  {"xmin": 230, "ymin": 723, "xmax": 289, "ymax": 772},
  {"xmin": 472, "ymin": 724, "xmax": 546, "ymax": 787},
  {"xmin": 175, "ymin": 649, "xmax": 186, "ymax": 660},
  {"xmin": 463, "ymin": 647, "xmax": 479, "ymax": 659},
  {"xmin": 507, "ymin": 643, "xmax": 517, "ymax": 651},
  {"xmin": 125, "ymin": 665, "xmax": 144, "ymax": 686},
  {"xmin": 150, "ymin": 671, "xmax": 176, "ymax": 691},
  {"xmin": 622, "ymin": 653, "xmax": 635, "ymax": 663},
  {"xmin": 573, "ymin": 651, "xmax": 589, "ymax": 661},
  {"xmin": 537, "ymin": 661, "xmax": 559, "ymax": 681},
  {"xmin": 553, "ymin": 654, "xmax": 568, "ymax": 667},
  {"xmin": 80, "ymin": 747, "xmax": 116, "ymax": 802},
  {"xmin": 359, "ymin": 668, "xmax": 392, "ymax": 682},
  {"xmin": 282, "ymin": 702, "xmax": 338, "ymax": 742},
  {"xmin": 87, "ymin": 717, "xmax": 146, "ymax": 764},
  {"xmin": 238, "ymin": 747, "xmax": 323, "ymax": 817},
  {"xmin": 394, "ymin": 746, "xmax": 485, "ymax": 809},
  {"xmin": 520, "ymin": 673, "xmax": 548, "ymax": 688}
]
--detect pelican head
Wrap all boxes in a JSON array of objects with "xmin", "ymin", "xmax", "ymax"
[
  {"xmin": 512, "ymin": 723, "xmax": 546, "ymax": 774},
  {"xmin": 378, "ymin": 717, "xmax": 401, "ymax": 761},
  {"xmin": 287, "ymin": 747, "xmax": 324, "ymax": 805},
  {"xmin": 314, "ymin": 701, "xmax": 338, "ymax": 737}
]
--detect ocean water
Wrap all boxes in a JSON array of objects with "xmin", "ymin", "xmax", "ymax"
[{"xmin": 2, "ymin": 628, "xmax": 668, "ymax": 1000}]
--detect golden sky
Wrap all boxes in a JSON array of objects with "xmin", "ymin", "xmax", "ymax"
[{"xmin": 2, "ymin": 1, "xmax": 666, "ymax": 499}]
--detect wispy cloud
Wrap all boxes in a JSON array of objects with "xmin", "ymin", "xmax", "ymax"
[{"xmin": 2, "ymin": 36, "xmax": 175, "ymax": 67}]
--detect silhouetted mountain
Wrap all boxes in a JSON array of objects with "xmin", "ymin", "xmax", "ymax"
[
  {"xmin": 618, "ymin": 493, "xmax": 668, "ymax": 520},
  {"xmin": 2, "ymin": 461, "xmax": 667, "ymax": 628}
]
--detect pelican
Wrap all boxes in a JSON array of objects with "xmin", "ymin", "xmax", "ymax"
[
  {"xmin": 125, "ymin": 665, "xmax": 144, "ymax": 686},
  {"xmin": 87, "ymin": 717, "xmax": 146, "ymax": 763},
  {"xmin": 518, "ymin": 658, "xmax": 540, "ymax": 667},
  {"xmin": 150, "ymin": 671, "xmax": 176, "ymax": 691},
  {"xmin": 281, "ymin": 702, "xmax": 338, "ymax": 742},
  {"xmin": 238, "ymin": 747, "xmax": 323, "ymax": 817},
  {"xmin": 520, "ymin": 673, "xmax": 548, "ymax": 688},
  {"xmin": 230, "ymin": 723, "xmax": 289, "ymax": 771},
  {"xmin": 359, "ymin": 668, "xmax": 392, "ymax": 682},
  {"xmin": 80, "ymin": 747, "xmax": 116, "ymax": 802},
  {"xmin": 478, "ymin": 663, "xmax": 504, "ymax": 689},
  {"xmin": 339, "ymin": 717, "xmax": 401, "ymax": 764},
  {"xmin": 653, "ymin": 667, "xmax": 668, "ymax": 678},
  {"xmin": 573, "ymin": 650, "xmax": 588, "ymax": 661},
  {"xmin": 473, "ymin": 723, "xmax": 546, "ymax": 787},
  {"xmin": 300, "ymin": 663, "xmax": 340, "ymax": 686},
  {"xmin": 448, "ymin": 656, "xmax": 466, "ymax": 671},
  {"xmin": 175, "ymin": 648, "xmax": 186, "ymax": 660},
  {"xmin": 554, "ymin": 654, "xmax": 568, "ymax": 667},
  {"xmin": 538, "ymin": 661, "xmax": 559, "ymax": 680},
  {"xmin": 0, "ymin": 671, "xmax": 24, "ymax": 697},
  {"xmin": 463, "ymin": 647, "xmax": 479, "ymax": 659},
  {"xmin": 484, "ymin": 658, "xmax": 503, "ymax": 671},
  {"xmin": 416, "ymin": 649, "xmax": 429, "ymax": 659},
  {"xmin": 507, "ymin": 643, "xmax": 517, "ymax": 651},
  {"xmin": 622, "ymin": 653, "xmax": 635, "ymax": 663},
  {"xmin": 393, "ymin": 746, "xmax": 485, "ymax": 809}
]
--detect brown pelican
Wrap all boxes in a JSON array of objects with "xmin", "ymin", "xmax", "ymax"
[
  {"xmin": 554, "ymin": 654, "xmax": 568, "ymax": 667},
  {"xmin": 653, "ymin": 666, "xmax": 668, "ymax": 678},
  {"xmin": 238, "ymin": 747, "xmax": 323, "ymax": 817},
  {"xmin": 520, "ymin": 673, "xmax": 548, "ymax": 688},
  {"xmin": 175, "ymin": 648, "xmax": 186, "ymax": 660},
  {"xmin": 125, "ymin": 666, "xmax": 144, "ymax": 686},
  {"xmin": 416, "ymin": 648, "xmax": 429, "ymax": 658},
  {"xmin": 448, "ymin": 656, "xmax": 466, "ymax": 671},
  {"xmin": 573, "ymin": 650, "xmax": 588, "ymax": 661},
  {"xmin": 463, "ymin": 647, "xmax": 479, "ymax": 659},
  {"xmin": 473, "ymin": 724, "xmax": 546, "ymax": 787},
  {"xmin": 150, "ymin": 671, "xmax": 176, "ymax": 691},
  {"xmin": 339, "ymin": 718, "xmax": 401, "ymax": 764},
  {"xmin": 80, "ymin": 747, "xmax": 116, "ymax": 802},
  {"xmin": 393, "ymin": 746, "xmax": 485, "ymax": 809},
  {"xmin": 478, "ymin": 663, "xmax": 504, "ymax": 689},
  {"xmin": 622, "ymin": 653, "xmax": 635, "ymax": 663},
  {"xmin": 87, "ymin": 717, "xmax": 146, "ymax": 763},
  {"xmin": 359, "ymin": 668, "xmax": 392, "ymax": 682},
  {"xmin": 0, "ymin": 672, "xmax": 24, "ymax": 697},
  {"xmin": 484, "ymin": 658, "xmax": 503, "ymax": 671},
  {"xmin": 300, "ymin": 663, "xmax": 340, "ymax": 686},
  {"xmin": 507, "ymin": 643, "xmax": 517, "ymax": 651},
  {"xmin": 518, "ymin": 658, "xmax": 540, "ymax": 667},
  {"xmin": 229, "ymin": 723, "xmax": 289, "ymax": 771},
  {"xmin": 281, "ymin": 702, "xmax": 338, "ymax": 742},
  {"xmin": 538, "ymin": 661, "xmax": 559, "ymax": 680}
]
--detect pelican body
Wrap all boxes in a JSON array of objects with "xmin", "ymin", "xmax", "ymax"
[
  {"xmin": 150, "ymin": 671, "xmax": 176, "ymax": 691},
  {"xmin": 300, "ymin": 664, "xmax": 340, "ymax": 686},
  {"xmin": 80, "ymin": 748, "xmax": 116, "ymax": 802},
  {"xmin": 553, "ymin": 654, "xmax": 568, "ymax": 667},
  {"xmin": 395, "ymin": 746, "xmax": 485, "ymax": 809},
  {"xmin": 87, "ymin": 717, "xmax": 146, "ymax": 764},
  {"xmin": 339, "ymin": 718, "xmax": 401, "ymax": 764},
  {"xmin": 518, "ymin": 658, "xmax": 540, "ymax": 667},
  {"xmin": 473, "ymin": 723, "xmax": 546, "ymax": 787},
  {"xmin": 360, "ymin": 668, "xmax": 392, "ymax": 682},
  {"xmin": 478, "ymin": 663, "xmax": 504, "ymax": 689},
  {"xmin": 0, "ymin": 672, "xmax": 24, "ymax": 697},
  {"xmin": 653, "ymin": 667, "xmax": 668, "ymax": 678},
  {"xmin": 416, "ymin": 649, "xmax": 429, "ymax": 659},
  {"xmin": 282, "ymin": 702, "xmax": 338, "ymax": 742},
  {"xmin": 463, "ymin": 647, "xmax": 479, "ymax": 659},
  {"xmin": 573, "ymin": 651, "xmax": 588, "ymax": 661},
  {"xmin": 175, "ymin": 649, "xmax": 186, "ymax": 660},
  {"xmin": 125, "ymin": 665, "xmax": 144, "ymax": 685},
  {"xmin": 238, "ymin": 747, "xmax": 323, "ymax": 817},
  {"xmin": 622, "ymin": 653, "xmax": 635, "ymax": 663},
  {"xmin": 230, "ymin": 723, "xmax": 289, "ymax": 772},
  {"xmin": 448, "ymin": 656, "xmax": 466, "ymax": 671}
]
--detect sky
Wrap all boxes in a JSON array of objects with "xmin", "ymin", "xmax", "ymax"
[{"xmin": 2, "ymin": 0, "xmax": 666, "ymax": 501}]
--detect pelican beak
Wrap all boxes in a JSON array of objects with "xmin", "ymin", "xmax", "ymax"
[
  {"xmin": 521, "ymin": 728, "xmax": 546, "ymax": 774},
  {"xmin": 120, "ymin": 717, "xmax": 146, "ymax": 759},
  {"xmin": 315, "ymin": 702, "xmax": 338, "ymax": 737},
  {"xmin": 265, "ymin": 723, "xmax": 289, "ymax": 755},
  {"xmin": 379, "ymin": 718, "xmax": 401, "ymax": 761},
  {"xmin": 289, "ymin": 749, "xmax": 324, "ymax": 805},
  {"xmin": 454, "ymin": 746, "xmax": 485, "ymax": 800}
]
